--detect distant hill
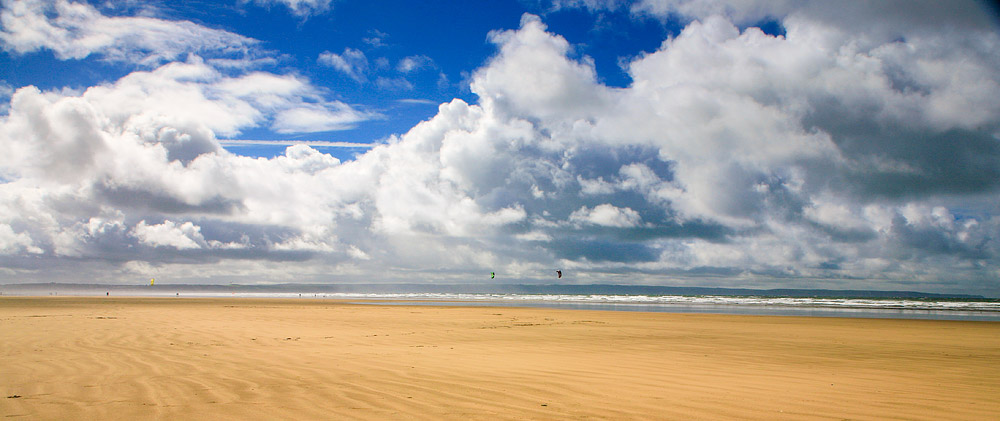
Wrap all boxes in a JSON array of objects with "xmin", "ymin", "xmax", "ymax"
[{"xmin": 0, "ymin": 282, "xmax": 987, "ymax": 299}]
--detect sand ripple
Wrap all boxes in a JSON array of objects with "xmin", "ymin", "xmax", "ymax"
[{"xmin": 2, "ymin": 297, "xmax": 998, "ymax": 419}]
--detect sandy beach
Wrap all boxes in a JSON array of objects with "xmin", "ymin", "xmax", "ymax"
[{"xmin": 1, "ymin": 297, "xmax": 998, "ymax": 420}]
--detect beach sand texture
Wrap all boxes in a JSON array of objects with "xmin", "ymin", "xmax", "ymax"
[{"xmin": 1, "ymin": 297, "xmax": 998, "ymax": 420}]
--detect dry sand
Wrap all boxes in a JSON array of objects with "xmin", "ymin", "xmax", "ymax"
[{"xmin": 1, "ymin": 297, "xmax": 998, "ymax": 420}]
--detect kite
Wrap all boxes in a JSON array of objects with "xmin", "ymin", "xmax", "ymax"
[
  {"xmin": 491, "ymin": 272, "xmax": 495, "ymax": 279},
  {"xmin": 150, "ymin": 278, "xmax": 155, "ymax": 286},
  {"xmin": 556, "ymin": 270, "xmax": 562, "ymax": 279}
]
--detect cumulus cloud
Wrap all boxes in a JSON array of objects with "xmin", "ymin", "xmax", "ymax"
[
  {"xmin": 570, "ymin": 204, "xmax": 642, "ymax": 227},
  {"xmin": 473, "ymin": 14, "xmax": 613, "ymax": 123},
  {"xmin": 0, "ymin": 57, "xmax": 369, "ymax": 182},
  {"xmin": 0, "ymin": 44, "xmax": 373, "ymax": 268},
  {"xmin": 1, "ymin": 3, "xmax": 999, "ymax": 294},
  {"xmin": 0, "ymin": 0, "xmax": 257, "ymax": 65},
  {"xmin": 632, "ymin": 0, "xmax": 999, "ymax": 34},
  {"xmin": 399, "ymin": 6, "xmax": 996, "ymax": 290},
  {"xmin": 0, "ymin": 224, "xmax": 42, "ymax": 254},
  {"xmin": 133, "ymin": 220, "xmax": 205, "ymax": 250}
]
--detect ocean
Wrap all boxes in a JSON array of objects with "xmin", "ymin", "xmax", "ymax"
[{"xmin": 4, "ymin": 283, "xmax": 1000, "ymax": 322}]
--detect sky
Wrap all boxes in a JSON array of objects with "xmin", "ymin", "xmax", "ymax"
[{"xmin": 1, "ymin": 0, "xmax": 1000, "ymax": 296}]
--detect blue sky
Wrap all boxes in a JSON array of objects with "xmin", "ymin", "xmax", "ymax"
[
  {"xmin": 2, "ymin": 0, "xmax": 1000, "ymax": 296},
  {"xmin": 215, "ymin": 0, "xmax": 679, "ymax": 159},
  {"xmin": 1, "ymin": 0, "xmax": 682, "ymax": 159}
]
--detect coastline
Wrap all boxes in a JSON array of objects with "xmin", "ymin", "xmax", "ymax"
[
  {"xmin": 2, "ymin": 296, "xmax": 998, "ymax": 419},
  {"xmin": 5, "ymin": 286, "xmax": 999, "ymax": 321}
]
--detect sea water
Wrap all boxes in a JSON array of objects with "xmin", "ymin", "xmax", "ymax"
[
  {"xmin": 337, "ymin": 293, "xmax": 1000, "ymax": 322},
  {"xmin": 5, "ymin": 284, "xmax": 997, "ymax": 321}
]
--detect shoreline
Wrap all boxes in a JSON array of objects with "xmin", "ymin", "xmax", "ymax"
[
  {"xmin": 3, "ymin": 293, "xmax": 999, "ymax": 321},
  {"xmin": 2, "ymin": 296, "xmax": 999, "ymax": 419},
  {"xmin": 2, "ymin": 281, "xmax": 991, "ymax": 300}
]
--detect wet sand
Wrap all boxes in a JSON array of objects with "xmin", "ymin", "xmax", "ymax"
[{"xmin": 1, "ymin": 297, "xmax": 998, "ymax": 420}]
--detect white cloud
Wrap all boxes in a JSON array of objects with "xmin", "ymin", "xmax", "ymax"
[
  {"xmin": 577, "ymin": 175, "xmax": 615, "ymax": 195},
  {"xmin": 395, "ymin": 98, "xmax": 437, "ymax": 106},
  {"xmin": 0, "ymin": 55, "xmax": 376, "ymax": 257},
  {"xmin": 347, "ymin": 245, "xmax": 370, "ymax": 260},
  {"xmin": 272, "ymin": 103, "xmax": 369, "ymax": 133},
  {"xmin": 132, "ymin": 220, "xmax": 205, "ymax": 249},
  {"xmin": 375, "ymin": 77, "xmax": 414, "ymax": 91},
  {"xmin": 570, "ymin": 204, "xmax": 642, "ymax": 227},
  {"xmin": 0, "ymin": 0, "xmax": 257, "ymax": 65},
  {"xmin": 0, "ymin": 57, "xmax": 370, "ymax": 187},
  {"xmin": 250, "ymin": 0, "xmax": 332, "ymax": 17},
  {"xmin": 804, "ymin": 199, "xmax": 871, "ymax": 233},
  {"xmin": 473, "ymin": 14, "xmax": 613, "ymax": 123},
  {"xmin": 0, "ymin": 223, "xmax": 41, "ymax": 254},
  {"xmin": 363, "ymin": 29, "xmax": 389, "ymax": 48},
  {"xmin": 633, "ymin": 0, "xmax": 999, "ymax": 35},
  {"xmin": 516, "ymin": 231, "xmax": 553, "ymax": 242},
  {"xmin": 397, "ymin": 55, "xmax": 434, "ymax": 73},
  {"xmin": 318, "ymin": 48, "xmax": 369, "ymax": 82},
  {"xmin": 546, "ymin": 0, "xmax": 627, "ymax": 12},
  {"xmin": 0, "ymin": 5, "xmax": 998, "ymax": 294},
  {"xmin": 484, "ymin": 205, "xmax": 528, "ymax": 226}
]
